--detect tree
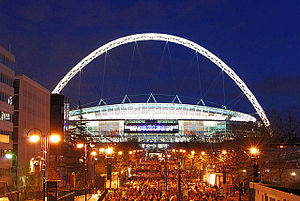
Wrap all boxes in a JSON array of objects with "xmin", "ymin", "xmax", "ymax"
[
  {"xmin": 67, "ymin": 101, "xmax": 91, "ymax": 144},
  {"xmin": 260, "ymin": 111, "xmax": 300, "ymax": 187}
]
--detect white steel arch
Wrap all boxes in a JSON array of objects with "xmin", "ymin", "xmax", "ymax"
[{"xmin": 52, "ymin": 33, "xmax": 270, "ymax": 127}]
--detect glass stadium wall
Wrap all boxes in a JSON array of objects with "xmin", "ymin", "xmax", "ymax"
[{"xmin": 81, "ymin": 119, "xmax": 258, "ymax": 144}]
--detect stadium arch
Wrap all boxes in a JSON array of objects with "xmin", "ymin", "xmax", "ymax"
[{"xmin": 52, "ymin": 33, "xmax": 270, "ymax": 127}]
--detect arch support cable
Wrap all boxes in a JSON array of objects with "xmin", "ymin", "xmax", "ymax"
[{"xmin": 52, "ymin": 33, "xmax": 270, "ymax": 128}]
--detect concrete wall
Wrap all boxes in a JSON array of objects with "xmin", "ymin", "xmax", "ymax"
[{"xmin": 249, "ymin": 182, "xmax": 300, "ymax": 201}]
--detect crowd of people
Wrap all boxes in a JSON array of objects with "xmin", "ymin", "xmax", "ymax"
[{"xmin": 105, "ymin": 158, "xmax": 227, "ymax": 201}]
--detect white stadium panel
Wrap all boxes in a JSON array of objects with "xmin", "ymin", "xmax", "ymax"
[{"xmin": 69, "ymin": 103, "xmax": 256, "ymax": 123}]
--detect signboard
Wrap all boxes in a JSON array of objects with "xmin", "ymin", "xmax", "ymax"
[{"xmin": 124, "ymin": 123, "xmax": 179, "ymax": 133}]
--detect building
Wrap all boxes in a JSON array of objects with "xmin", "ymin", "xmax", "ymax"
[
  {"xmin": 249, "ymin": 182, "xmax": 300, "ymax": 201},
  {"xmin": 50, "ymin": 94, "xmax": 69, "ymax": 153},
  {"xmin": 68, "ymin": 95, "xmax": 259, "ymax": 151},
  {"xmin": 0, "ymin": 45, "xmax": 14, "ymax": 191},
  {"xmin": 13, "ymin": 75, "xmax": 50, "ymax": 191}
]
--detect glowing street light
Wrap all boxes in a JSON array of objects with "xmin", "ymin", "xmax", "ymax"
[
  {"xmin": 201, "ymin": 151, "xmax": 206, "ymax": 156},
  {"xmin": 291, "ymin": 172, "xmax": 296, "ymax": 176},
  {"xmin": 250, "ymin": 147, "xmax": 259, "ymax": 155},
  {"xmin": 118, "ymin": 151, "xmax": 123, "ymax": 156},
  {"xmin": 90, "ymin": 151, "xmax": 97, "ymax": 156},
  {"xmin": 191, "ymin": 151, "xmax": 195, "ymax": 156},
  {"xmin": 76, "ymin": 143, "xmax": 84, "ymax": 149},
  {"xmin": 49, "ymin": 134, "xmax": 61, "ymax": 143},
  {"xmin": 105, "ymin": 147, "xmax": 113, "ymax": 155},
  {"xmin": 222, "ymin": 150, "xmax": 227, "ymax": 154},
  {"xmin": 29, "ymin": 135, "xmax": 40, "ymax": 143},
  {"xmin": 27, "ymin": 128, "xmax": 62, "ymax": 201},
  {"xmin": 129, "ymin": 151, "xmax": 133, "ymax": 155}
]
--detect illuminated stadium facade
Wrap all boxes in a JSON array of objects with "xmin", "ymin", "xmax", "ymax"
[
  {"xmin": 52, "ymin": 33, "xmax": 270, "ymax": 150},
  {"xmin": 69, "ymin": 99, "xmax": 259, "ymax": 150}
]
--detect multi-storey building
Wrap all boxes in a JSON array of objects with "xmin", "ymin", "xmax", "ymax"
[
  {"xmin": 13, "ymin": 75, "xmax": 50, "ymax": 191},
  {"xmin": 0, "ymin": 46, "xmax": 15, "ymax": 191}
]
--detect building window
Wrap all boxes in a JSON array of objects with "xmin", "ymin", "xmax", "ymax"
[
  {"xmin": 0, "ymin": 92, "xmax": 12, "ymax": 105},
  {"xmin": 0, "ymin": 111, "xmax": 12, "ymax": 122},
  {"xmin": 0, "ymin": 73, "xmax": 13, "ymax": 87},
  {"xmin": 0, "ymin": 54, "xmax": 14, "ymax": 69}
]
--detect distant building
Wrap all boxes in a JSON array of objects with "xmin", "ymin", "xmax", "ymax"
[
  {"xmin": 13, "ymin": 75, "xmax": 50, "ymax": 191},
  {"xmin": 0, "ymin": 45, "xmax": 14, "ymax": 190}
]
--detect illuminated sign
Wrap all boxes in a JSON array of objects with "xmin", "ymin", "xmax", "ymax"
[{"xmin": 124, "ymin": 123, "xmax": 179, "ymax": 133}]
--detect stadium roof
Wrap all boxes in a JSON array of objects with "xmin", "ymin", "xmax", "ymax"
[{"xmin": 69, "ymin": 102, "xmax": 256, "ymax": 123}]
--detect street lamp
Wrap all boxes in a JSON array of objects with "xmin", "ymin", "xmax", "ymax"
[
  {"xmin": 27, "ymin": 128, "xmax": 61, "ymax": 201},
  {"xmin": 76, "ymin": 142, "xmax": 97, "ymax": 201},
  {"xmin": 249, "ymin": 147, "xmax": 259, "ymax": 183}
]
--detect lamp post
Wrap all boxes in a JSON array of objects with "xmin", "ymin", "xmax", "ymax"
[
  {"xmin": 172, "ymin": 149, "xmax": 185, "ymax": 201},
  {"xmin": 28, "ymin": 128, "xmax": 61, "ymax": 201},
  {"xmin": 249, "ymin": 147, "xmax": 259, "ymax": 183},
  {"xmin": 76, "ymin": 143, "xmax": 96, "ymax": 201}
]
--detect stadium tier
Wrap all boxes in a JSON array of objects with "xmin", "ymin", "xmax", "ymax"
[{"xmin": 68, "ymin": 102, "xmax": 260, "ymax": 150}]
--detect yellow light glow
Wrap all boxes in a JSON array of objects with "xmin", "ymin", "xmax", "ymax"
[
  {"xmin": 179, "ymin": 149, "xmax": 183, "ymax": 153},
  {"xmin": 183, "ymin": 150, "xmax": 186, "ymax": 153},
  {"xmin": 242, "ymin": 169, "xmax": 247, "ymax": 173},
  {"xmin": 172, "ymin": 149, "xmax": 176, "ymax": 152},
  {"xmin": 89, "ymin": 143, "xmax": 95, "ymax": 148},
  {"xmin": 222, "ymin": 150, "xmax": 227, "ymax": 154},
  {"xmin": 118, "ymin": 151, "xmax": 123, "ymax": 155},
  {"xmin": 90, "ymin": 151, "xmax": 97, "ymax": 156},
  {"xmin": 129, "ymin": 151, "xmax": 133, "ymax": 155},
  {"xmin": 291, "ymin": 172, "xmax": 296, "ymax": 176},
  {"xmin": 29, "ymin": 135, "xmax": 40, "ymax": 143},
  {"xmin": 191, "ymin": 151, "xmax": 195, "ymax": 155},
  {"xmin": 250, "ymin": 147, "xmax": 259, "ymax": 155},
  {"xmin": 105, "ymin": 147, "xmax": 113, "ymax": 155},
  {"xmin": 201, "ymin": 151, "xmax": 206, "ymax": 156},
  {"xmin": 209, "ymin": 174, "xmax": 216, "ymax": 186},
  {"xmin": 49, "ymin": 134, "xmax": 60, "ymax": 143},
  {"xmin": 99, "ymin": 148, "xmax": 105, "ymax": 153},
  {"xmin": 76, "ymin": 143, "xmax": 84, "ymax": 149}
]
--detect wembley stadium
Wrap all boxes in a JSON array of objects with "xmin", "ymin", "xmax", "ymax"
[
  {"xmin": 53, "ymin": 33, "xmax": 270, "ymax": 151},
  {"xmin": 68, "ymin": 97, "xmax": 260, "ymax": 150}
]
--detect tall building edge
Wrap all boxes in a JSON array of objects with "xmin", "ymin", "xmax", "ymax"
[
  {"xmin": 13, "ymin": 74, "xmax": 50, "ymax": 193},
  {"xmin": 0, "ymin": 45, "xmax": 15, "ymax": 192}
]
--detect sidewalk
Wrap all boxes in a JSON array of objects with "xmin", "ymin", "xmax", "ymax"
[
  {"xmin": 74, "ymin": 194, "xmax": 99, "ymax": 201},
  {"xmin": 228, "ymin": 194, "xmax": 248, "ymax": 201}
]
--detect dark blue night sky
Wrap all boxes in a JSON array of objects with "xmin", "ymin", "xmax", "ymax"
[{"xmin": 0, "ymin": 0, "xmax": 299, "ymax": 122}]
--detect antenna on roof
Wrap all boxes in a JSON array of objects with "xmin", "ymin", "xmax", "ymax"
[
  {"xmin": 98, "ymin": 98, "xmax": 107, "ymax": 106},
  {"xmin": 197, "ymin": 98, "xmax": 205, "ymax": 106},
  {"xmin": 146, "ymin": 93, "xmax": 157, "ymax": 103},
  {"xmin": 122, "ymin": 94, "xmax": 132, "ymax": 104},
  {"xmin": 171, "ymin": 95, "xmax": 182, "ymax": 104}
]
